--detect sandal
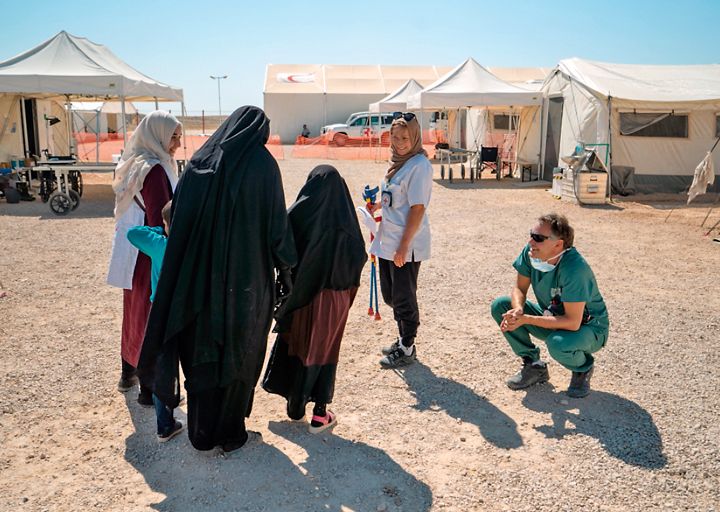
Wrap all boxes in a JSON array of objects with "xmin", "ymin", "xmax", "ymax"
[{"xmin": 308, "ymin": 410, "xmax": 337, "ymax": 434}]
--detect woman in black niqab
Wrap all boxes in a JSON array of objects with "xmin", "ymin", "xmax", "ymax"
[
  {"xmin": 139, "ymin": 106, "xmax": 297, "ymax": 453},
  {"xmin": 262, "ymin": 165, "xmax": 367, "ymax": 432}
]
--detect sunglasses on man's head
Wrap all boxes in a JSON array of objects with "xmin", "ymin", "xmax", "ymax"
[
  {"xmin": 529, "ymin": 231, "xmax": 553, "ymax": 243},
  {"xmin": 392, "ymin": 112, "xmax": 416, "ymax": 122}
]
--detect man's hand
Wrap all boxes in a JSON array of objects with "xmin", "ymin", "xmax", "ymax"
[
  {"xmin": 275, "ymin": 267, "xmax": 293, "ymax": 308},
  {"xmin": 501, "ymin": 308, "xmax": 525, "ymax": 332}
]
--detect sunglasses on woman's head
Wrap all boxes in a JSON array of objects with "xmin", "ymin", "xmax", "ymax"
[
  {"xmin": 529, "ymin": 231, "xmax": 552, "ymax": 243},
  {"xmin": 392, "ymin": 112, "xmax": 416, "ymax": 122}
]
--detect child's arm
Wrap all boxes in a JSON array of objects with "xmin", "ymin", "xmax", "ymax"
[{"xmin": 127, "ymin": 226, "xmax": 166, "ymax": 260}]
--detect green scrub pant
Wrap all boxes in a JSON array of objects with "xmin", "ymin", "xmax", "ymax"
[{"xmin": 490, "ymin": 296, "xmax": 607, "ymax": 373}]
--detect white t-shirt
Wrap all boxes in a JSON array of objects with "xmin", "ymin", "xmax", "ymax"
[{"xmin": 370, "ymin": 153, "xmax": 433, "ymax": 261}]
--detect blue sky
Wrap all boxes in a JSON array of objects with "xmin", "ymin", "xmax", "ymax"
[{"xmin": 2, "ymin": 0, "xmax": 717, "ymax": 115}]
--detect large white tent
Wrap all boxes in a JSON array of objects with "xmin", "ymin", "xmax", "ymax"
[
  {"xmin": 517, "ymin": 58, "xmax": 720, "ymax": 193},
  {"xmin": 407, "ymin": 58, "xmax": 542, "ymax": 155},
  {"xmin": 263, "ymin": 64, "xmax": 454, "ymax": 143},
  {"xmin": 406, "ymin": 58, "xmax": 542, "ymax": 110},
  {"xmin": 0, "ymin": 31, "xmax": 183, "ymax": 161},
  {"xmin": 369, "ymin": 79, "xmax": 424, "ymax": 112}
]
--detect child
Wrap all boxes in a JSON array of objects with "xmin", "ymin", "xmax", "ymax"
[
  {"xmin": 262, "ymin": 165, "xmax": 367, "ymax": 433},
  {"xmin": 127, "ymin": 200, "xmax": 184, "ymax": 442}
]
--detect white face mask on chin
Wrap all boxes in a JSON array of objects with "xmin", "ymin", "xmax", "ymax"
[{"xmin": 530, "ymin": 248, "xmax": 568, "ymax": 272}]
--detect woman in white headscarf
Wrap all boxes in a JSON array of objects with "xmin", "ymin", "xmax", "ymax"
[{"xmin": 107, "ymin": 110, "xmax": 182, "ymax": 404}]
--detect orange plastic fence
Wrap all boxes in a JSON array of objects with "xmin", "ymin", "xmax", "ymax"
[
  {"xmin": 290, "ymin": 129, "xmax": 447, "ymax": 160},
  {"xmin": 74, "ymin": 134, "xmax": 284, "ymax": 163}
]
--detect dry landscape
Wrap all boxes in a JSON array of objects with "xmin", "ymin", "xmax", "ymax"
[{"xmin": 1, "ymin": 157, "xmax": 719, "ymax": 511}]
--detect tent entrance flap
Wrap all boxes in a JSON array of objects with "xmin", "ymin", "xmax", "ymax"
[{"xmin": 543, "ymin": 97, "xmax": 564, "ymax": 181}]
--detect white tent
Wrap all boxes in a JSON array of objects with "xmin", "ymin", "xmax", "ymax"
[
  {"xmin": 407, "ymin": 58, "xmax": 542, "ymax": 155},
  {"xmin": 0, "ymin": 31, "xmax": 183, "ymax": 101},
  {"xmin": 517, "ymin": 58, "xmax": 720, "ymax": 193},
  {"xmin": 0, "ymin": 31, "xmax": 183, "ymax": 161},
  {"xmin": 263, "ymin": 64, "xmax": 454, "ymax": 143},
  {"xmin": 369, "ymin": 79, "xmax": 424, "ymax": 112},
  {"xmin": 406, "ymin": 58, "xmax": 542, "ymax": 110}
]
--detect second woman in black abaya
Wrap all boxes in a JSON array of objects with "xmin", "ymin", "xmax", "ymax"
[
  {"xmin": 139, "ymin": 106, "xmax": 296, "ymax": 453},
  {"xmin": 263, "ymin": 165, "xmax": 367, "ymax": 433}
]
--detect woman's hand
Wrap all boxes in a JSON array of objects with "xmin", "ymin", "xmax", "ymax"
[{"xmin": 393, "ymin": 245, "xmax": 408, "ymax": 267}]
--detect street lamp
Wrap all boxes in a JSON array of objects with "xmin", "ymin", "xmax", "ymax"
[{"xmin": 210, "ymin": 75, "xmax": 228, "ymax": 117}]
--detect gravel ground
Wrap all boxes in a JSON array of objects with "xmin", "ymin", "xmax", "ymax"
[{"xmin": 0, "ymin": 157, "xmax": 718, "ymax": 511}]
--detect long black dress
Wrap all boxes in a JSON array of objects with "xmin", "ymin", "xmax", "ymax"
[
  {"xmin": 262, "ymin": 165, "xmax": 367, "ymax": 419},
  {"xmin": 139, "ymin": 106, "xmax": 297, "ymax": 451}
]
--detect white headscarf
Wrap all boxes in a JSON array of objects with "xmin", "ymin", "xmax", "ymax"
[{"xmin": 112, "ymin": 110, "xmax": 180, "ymax": 219}]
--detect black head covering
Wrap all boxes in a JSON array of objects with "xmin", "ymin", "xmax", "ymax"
[
  {"xmin": 274, "ymin": 165, "xmax": 367, "ymax": 331},
  {"xmin": 139, "ymin": 106, "xmax": 297, "ymax": 407}
]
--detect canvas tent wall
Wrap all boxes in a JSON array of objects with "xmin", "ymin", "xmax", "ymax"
[
  {"xmin": 264, "ymin": 64, "xmax": 455, "ymax": 143},
  {"xmin": 0, "ymin": 31, "xmax": 183, "ymax": 162},
  {"xmin": 0, "ymin": 95, "xmax": 70, "ymax": 162},
  {"xmin": 517, "ymin": 58, "xmax": 720, "ymax": 192}
]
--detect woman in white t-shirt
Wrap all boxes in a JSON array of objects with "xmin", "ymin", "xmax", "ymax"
[{"xmin": 368, "ymin": 112, "xmax": 433, "ymax": 368}]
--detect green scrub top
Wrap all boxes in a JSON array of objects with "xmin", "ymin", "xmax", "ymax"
[{"xmin": 513, "ymin": 245, "xmax": 609, "ymax": 333}]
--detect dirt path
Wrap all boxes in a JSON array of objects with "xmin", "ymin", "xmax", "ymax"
[{"xmin": 1, "ymin": 159, "xmax": 718, "ymax": 511}]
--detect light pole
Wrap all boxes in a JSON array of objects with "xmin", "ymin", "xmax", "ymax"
[{"xmin": 210, "ymin": 75, "xmax": 228, "ymax": 117}]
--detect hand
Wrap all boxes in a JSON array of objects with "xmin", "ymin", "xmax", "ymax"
[
  {"xmin": 393, "ymin": 247, "xmax": 407, "ymax": 267},
  {"xmin": 275, "ymin": 267, "xmax": 293, "ymax": 308},
  {"xmin": 501, "ymin": 308, "xmax": 525, "ymax": 332},
  {"xmin": 366, "ymin": 202, "xmax": 381, "ymax": 214}
]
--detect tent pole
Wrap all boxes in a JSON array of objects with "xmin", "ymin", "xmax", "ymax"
[
  {"xmin": 538, "ymin": 99, "xmax": 546, "ymax": 181},
  {"xmin": 96, "ymin": 107, "xmax": 100, "ymax": 163},
  {"xmin": 120, "ymin": 97, "xmax": 127, "ymax": 150},
  {"xmin": 154, "ymin": 96, "xmax": 159, "ymax": 110},
  {"xmin": 65, "ymin": 95, "xmax": 74, "ymax": 157},
  {"xmin": 19, "ymin": 96, "xmax": 28, "ymax": 161},
  {"xmin": 607, "ymin": 95, "xmax": 613, "ymax": 202},
  {"xmin": 181, "ymin": 100, "xmax": 187, "ymax": 162}
]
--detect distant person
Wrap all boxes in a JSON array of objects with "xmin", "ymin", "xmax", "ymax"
[
  {"xmin": 127, "ymin": 200, "xmax": 184, "ymax": 442},
  {"xmin": 490, "ymin": 213, "xmax": 609, "ymax": 398},
  {"xmin": 140, "ymin": 106, "xmax": 297, "ymax": 456},
  {"xmin": 367, "ymin": 112, "xmax": 433, "ymax": 368},
  {"xmin": 107, "ymin": 110, "xmax": 182, "ymax": 406},
  {"xmin": 263, "ymin": 165, "xmax": 367, "ymax": 433},
  {"xmin": 301, "ymin": 124, "xmax": 311, "ymax": 138}
]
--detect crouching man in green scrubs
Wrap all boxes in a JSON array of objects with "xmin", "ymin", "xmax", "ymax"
[{"xmin": 490, "ymin": 213, "xmax": 609, "ymax": 398}]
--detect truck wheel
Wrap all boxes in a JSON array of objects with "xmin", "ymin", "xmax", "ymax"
[{"xmin": 334, "ymin": 133, "xmax": 348, "ymax": 147}]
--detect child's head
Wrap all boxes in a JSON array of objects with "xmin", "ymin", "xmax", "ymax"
[{"xmin": 161, "ymin": 200, "xmax": 173, "ymax": 234}]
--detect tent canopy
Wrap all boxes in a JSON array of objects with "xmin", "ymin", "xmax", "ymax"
[
  {"xmin": 70, "ymin": 101, "xmax": 138, "ymax": 114},
  {"xmin": 556, "ymin": 58, "xmax": 720, "ymax": 102},
  {"xmin": 407, "ymin": 58, "xmax": 542, "ymax": 109},
  {"xmin": 0, "ymin": 31, "xmax": 183, "ymax": 102},
  {"xmin": 369, "ymin": 79, "xmax": 424, "ymax": 112}
]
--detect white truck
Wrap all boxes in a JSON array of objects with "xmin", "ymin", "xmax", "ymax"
[{"xmin": 321, "ymin": 112, "xmax": 395, "ymax": 145}]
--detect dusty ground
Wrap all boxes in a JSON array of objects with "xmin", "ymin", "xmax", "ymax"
[{"xmin": 1, "ymin": 158, "xmax": 719, "ymax": 511}]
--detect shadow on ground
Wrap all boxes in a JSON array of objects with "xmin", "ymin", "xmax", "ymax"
[
  {"xmin": 521, "ymin": 385, "xmax": 667, "ymax": 469},
  {"xmin": 123, "ymin": 396, "xmax": 432, "ymax": 511},
  {"xmin": 397, "ymin": 361, "xmax": 523, "ymax": 450}
]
